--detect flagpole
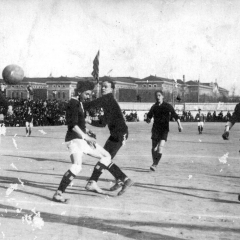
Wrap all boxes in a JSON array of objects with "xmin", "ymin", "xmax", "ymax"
[
  {"xmin": 91, "ymin": 50, "xmax": 100, "ymax": 98},
  {"xmin": 97, "ymin": 78, "xmax": 100, "ymax": 98}
]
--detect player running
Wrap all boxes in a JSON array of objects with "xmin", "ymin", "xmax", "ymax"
[
  {"xmin": 84, "ymin": 79, "xmax": 134, "ymax": 193},
  {"xmin": 146, "ymin": 90, "xmax": 183, "ymax": 171}
]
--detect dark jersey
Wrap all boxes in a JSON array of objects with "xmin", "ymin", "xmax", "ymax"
[
  {"xmin": 230, "ymin": 103, "xmax": 240, "ymax": 125},
  {"xmin": 65, "ymin": 98, "xmax": 86, "ymax": 142},
  {"xmin": 83, "ymin": 93, "xmax": 128, "ymax": 136},
  {"xmin": 25, "ymin": 112, "xmax": 33, "ymax": 122},
  {"xmin": 195, "ymin": 113, "xmax": 204, "ymax": 122},
  {"xmin": 147, "ymin": 101, "xmax": 179, "ymax": 133}
]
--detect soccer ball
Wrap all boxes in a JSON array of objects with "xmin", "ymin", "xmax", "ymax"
[{"xmin": 2, "ymin": 64, "xmax": 24, "ymax": 85}]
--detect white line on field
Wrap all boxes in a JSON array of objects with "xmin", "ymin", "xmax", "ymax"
[
  {"xmin": 1, "ymin": 149, "xmax": 240, "ymax": 160},
  {"xmin": 0, "ymin": 199, "xmax": 239, "ymax": 220}
]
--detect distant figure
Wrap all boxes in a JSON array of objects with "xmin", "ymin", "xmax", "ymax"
[
  {"xmin": 25, "ymin": 106, "xmax": 33, "ymax": 137},
  {"xmin": 218, "ymin": 111, "xmax": 223, "ymax": 122},
  {"xmin": 207, "ymin": 111, "xmax": 212, "ymax": 122},
  {"xmin": 136, "ymin": 94, "xmax": 141, "ymax": 102},
  {"xmin": 226, "ymin": 111, "xmax": 231, "ymax": 121},
  {"xmin": 213, "ymin": 111, "xmax": 217, "ymax": 121},
  {"xmin": 195, "ymin": 109, "xmax": 205, "ymax": 134}
]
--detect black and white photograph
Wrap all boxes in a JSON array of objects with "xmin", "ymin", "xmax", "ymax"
[{"xmin": 0, "ymin": 0, "xmax": 240, "ymax": 239}]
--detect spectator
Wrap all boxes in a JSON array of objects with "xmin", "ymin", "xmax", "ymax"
[
  {"xmin": 2, "ymin": 98, "xmax": 67, "ymax": 127},
  {"xmin": 218, "ymin": 111, "xmax": 223, "ymax": 122},
  {"xmin": 207, "ymin": 111, "xmax": 212, "ymax": 122}
]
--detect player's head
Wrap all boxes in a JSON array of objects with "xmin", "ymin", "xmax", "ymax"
[
  {"xmin": 101, "ymin": 79, "xmax": 115, "ymax": 95},
  {"xmin": 155, "ymin": 90, "xmax": 164, "ymax": 103},
  {"xmin": 198, "ymin": 108, "xmax": 201, "ymax": 112},
  {"xmin": 75, "ymin": 81, "xmax": 95, "ymax": 101}
]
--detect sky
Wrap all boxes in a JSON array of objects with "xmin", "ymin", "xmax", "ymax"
[{"xmin": 0, "ymin": 0, "xmax": 240, "ymax": 93}]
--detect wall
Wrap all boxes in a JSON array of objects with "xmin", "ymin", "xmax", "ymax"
[{"xmin": 119, "ymin": 102, "xmax": 239, "ymax": 121}]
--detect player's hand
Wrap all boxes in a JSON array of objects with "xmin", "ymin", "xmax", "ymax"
[
  {"xmin": 85, "ymin": 116, "xmax": 92, "ymax": 124},
  {"xmin": 85, "ymin": 137, "xmax": 96, "ymax": 148},
  {"xmin": 222, "ymin": 131, "xmax": 229, "ymax": 140},
  {"xmin": 87, "ymin": 130, "xmax": 96, "ymax": 139},
  {"xmin": 145, "ymin": 118, "xmax": 151, "ymax": 124},
  {"xmin": 178, "ymin": 126, "xmax": 183, "ymax": 132}
]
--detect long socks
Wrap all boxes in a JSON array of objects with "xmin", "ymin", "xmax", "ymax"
[
  {"xmin": 107, "ymin": 163, "xmax": 127, "ymax": 182},
  {"xmin": 89, "ymin": 162, "xmax": 106, "ymax": 182},
  {"xmin": 58, "ymin": 170, "xmax": 76, "ymax": 193}
]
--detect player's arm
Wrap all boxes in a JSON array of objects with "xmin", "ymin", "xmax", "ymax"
[
  {"xmin": 224, "ymin": 104, "xmax": 240, "ymax": 132},
  {"xmin": 68, "ymin": 100, "xmax": 96, "ymax": 145},
  {"xmin": 228, "ymin": 104, "xmax": 240, "ymax": 128},
  {"xmin": 169, "ymin": 105, "xmax": 183, "ymax": 131},
  {"xmin": 146, "ymin": 105, "xmax": 154, "ymax": 123},
  {"xmin": 83, "ymin": 96, "xmax": 105, "ymax": 111},
  {"xmin": 85, "ymin": 128, "xmax": 96, "ymax": 139},
  {"xmin": 72, "ymin": 125, "xmax": 96, "ymax": 147},
  {"xmin": 85, "ymin": 114, "xmax": 107, "ymax": 128},
  {"xmin": 222, "ymin": 104, "xmax": 240, "ymax": 140}
]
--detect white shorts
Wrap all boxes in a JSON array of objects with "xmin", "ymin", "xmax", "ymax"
[
  {"xmin": 198, "ymin": 122, "xmax": 204, "ymax": 127},
  {"xmin": 66, "ymin": 139, "xmax": 92, "ymax": 155},
  {"xmin": 26, "ymin": 122, "xmax": 33, "ymax": 128}
]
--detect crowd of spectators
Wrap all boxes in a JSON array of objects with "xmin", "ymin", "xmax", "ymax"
[
  {"xmin": 0, "ymin": 98, "xmax": 67, "ymax": 127},
  {"xmin": 0, "ymin": 96, "xmax": 234, "ymax": 127},
  {"xmin": 122, "ymin": 110, "xmax": 139, "ymax": 122},
  {"xmin": 180, "ymin": 110, "xmax": 232, "ymax": 122}
]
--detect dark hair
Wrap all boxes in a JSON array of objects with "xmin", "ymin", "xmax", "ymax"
[
  {"xmin": 75, "ymin": 81, "xmax": 95, "ymax": 95},
  {"xmin": 155, "ymin": 90, "xmax": 164, "ymax": 98},
  {"xmin": 102, "ymin": 79, "xmax": 115, "ymax": 90}
]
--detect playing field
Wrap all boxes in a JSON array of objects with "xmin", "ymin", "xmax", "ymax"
[{"xmin": 0, "ymin": 122, "xmax": 240, "ymax": 240}]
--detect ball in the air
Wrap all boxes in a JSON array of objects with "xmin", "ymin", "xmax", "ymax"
[{"xmin": 2, "ymin": 64, "xmax": 24, "ymax": 85}]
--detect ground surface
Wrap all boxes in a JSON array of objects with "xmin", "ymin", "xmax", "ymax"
[{"xmin": 0, "ymin": 122, "xmax": 240, "ymax": 240}]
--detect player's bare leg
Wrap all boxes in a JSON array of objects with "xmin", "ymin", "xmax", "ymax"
[
  {"xmin": 86, "ymin": 143, "xmax": 134, "ymax": 196},
  {"xmin": 150, "ymin": 140, "xmax": 165, "ymax": 171},
  {"xmin": 85, "ymin": 143, "xmax": 111, "ymax": 194}
]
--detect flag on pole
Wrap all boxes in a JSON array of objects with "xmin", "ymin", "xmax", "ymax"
[{"xmin": 91, "ymin": 51, "xmax": 100, "ymax": 83}]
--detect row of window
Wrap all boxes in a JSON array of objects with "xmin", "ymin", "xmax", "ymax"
[
  {"xmin": 52, "ymin": 85, "xmax": 66, "ymax": 88},
  {"xmin": 52, "ymin": 91, "xmax": 66, "ymax": 99},
  {"xmin": 142, "ymin": 84, "xmax": 157, "ymax": 88},
  {"xmin": 10, "ymin": 91, "xmax": 67, "ymax": 99},
  {"xmin": 10, "ymin": 85, "xmax": 67, "ymax": 89},
  {"xmin": 11, "ymin": 92, "xmax": 24, "ymax": 98},
  {"xmin": 11, "ymin": 85, "xmax": 45, "ymax": 89}
]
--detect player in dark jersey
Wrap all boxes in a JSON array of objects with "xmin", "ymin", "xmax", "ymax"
[
  {"xmin": 53, "ymin": 81, "xmax": 132, "ymax": 202},
  {"xmin": 25, "ymin": 106, "xmax": 33, "ymax": 137},
  {"xmin": 222, "ymin": 103, "xmax": 240, "ymax": 141},
  {"xmin": 195, "ymin": 109, "xmax": 205, "ymax": 134},
  {"xmin": 84, "ymin": 79, "xmax": 134, "ymax": 194},
  {"xmin": 221, "ymin": 103, "xmax": 240, "ymax": 201},
  {"xmin": 146, "ymin": 90, "xmax": 183, "ymax": 171}
]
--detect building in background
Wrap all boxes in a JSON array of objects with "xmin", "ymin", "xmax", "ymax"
[{"xmin": 0, "ymin": 75, "xmax": 229, "ymax": 103}]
